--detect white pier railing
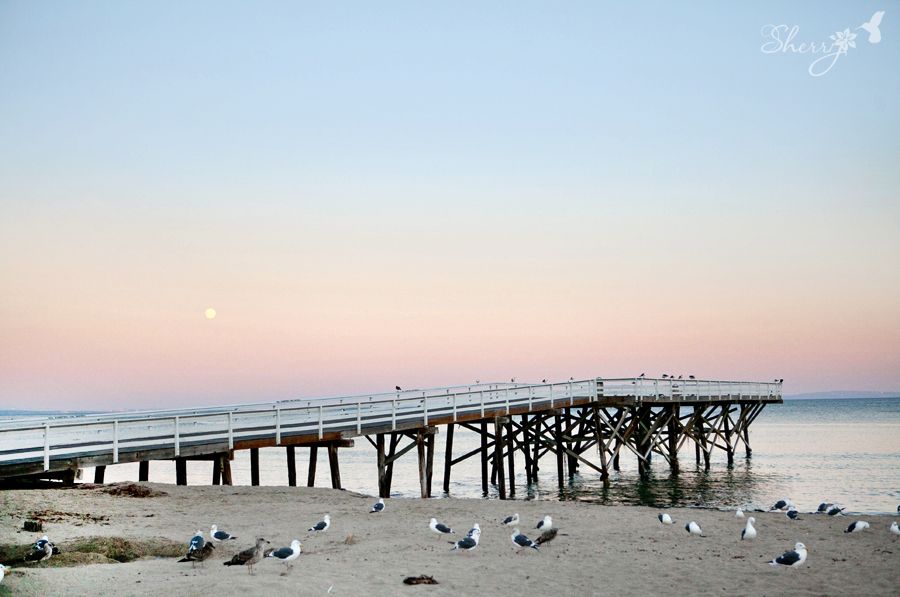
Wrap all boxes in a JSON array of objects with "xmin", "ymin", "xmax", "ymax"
[{"xmin": 0, "ymin": 378, "xmax": 781, "ymax": 473}]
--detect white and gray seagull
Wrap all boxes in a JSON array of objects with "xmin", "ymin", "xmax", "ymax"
[
  {"xmin": 770, "ymin": 542, "xmax": 807, "ymax": 567},
  {"xmin": 502, "ymin": 513, "xmax": 520, "ymax": 526},
  {"xmin": 266, "ymin": 539, "xmax": 301, "ymax": 573},
  {"xmin": 657, "ymin": 513, "xmax": 673, "ymax": 525},
  {"xmin": 684, "ymin": 521, "xmax": 704, "ymax": 537},
  {"xmin": 535, "ymin": 515, "xmax": 553, "ymax": 531},
  {"xmin": 510, "ymin": 529, "xmax": 539, "ymax": 552},
  {"xmin": 370, "ymin": 498, "xmax": 385, "ymax": 514},
  {"xmin": 210, "ymin": 525, "xmax": 237, "ymax": 542},
  {"xmin": 429, "ymin": 518, "xmax": 454, "ymax": 535},
  {"xmin": 308, "ymin": 514, "xmax": 331, "ymax": 533},
  {"xmin": 741, "ymin": 517, "xmax": 757, "ymax": 540}
]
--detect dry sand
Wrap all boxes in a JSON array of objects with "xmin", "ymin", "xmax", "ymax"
[{"xmin": 1, "ymin": 483, "xmax": 897, "ymax": 596}]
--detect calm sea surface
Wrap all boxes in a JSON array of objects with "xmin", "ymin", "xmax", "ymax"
[{"xmin": 83, "ymin": 397, "xmax": 900, "ymax": 513}]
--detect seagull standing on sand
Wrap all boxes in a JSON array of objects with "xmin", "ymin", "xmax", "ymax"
[
  {"xmin": 827, "ymin": 505, "xmax": 845, "ymax": 516},
  {"xmin": 450, "ymin": 527, "xmax": 480, "ymax": 553},
  {"xmin": 466, "ymin": 523, "xmax": 481, "ymax": 538},
  {"xmin": 536, "ymin": 515, "xmax": 552, "ymax": 531},
  {"xmin": 657, "ymin": 513, "xmax": 673, "ymax": 525},
  {"xmin": 770, "ymin": 542, "xmax": 807, "ymax": 567},
  {"xmin": 845, "ymin": 521, "xmax": 870, "ymax": 533},
  {"xmin": 308, "ymin": 515, "xmax": 331, "ymax": 533},
  {"xmin": 211, "ymin": 525, "xmax": 237, "ymax": 542},
  {"xmin": 429, "ymin": 518, "xmax": 454, "ymax": 535},
  {"xmin": 786, "ymin": 509, "xmax": 801, "ymax": 521},
  {"xmin": 502, "ymin": 513, "xmax": 519, "ymax": 526},
  {"xmin": 223, "ymin": 537, "xmax": 269, "ymax": 575},
  {"xmin": 266, "ymin": 539, "xmax": 301, "ymax": 572},
  {"xmin": 510, "ymin": 529, "xmax": 539, "ymax": 552},
  {"xmin": 741, "ymin": 517, "xmax": 757, "ymax": 540},
  {"xmin": 735, "ymin": 508, "xmax": 745, "ymax": 518},
  {"xmin": 684, "ymin": 521, "xmax": 704, "ymax": 536},
  {"xmin": 0, "ymin": 563, "xmax": 6, "ymax": 584},
  {"xmin": 890, "ymin": 521, "xmax": 900, "ymax": 536},
  {"xmin": 817, "ymin": 502, "xmax": 832, "ymax": 513},
  {"xmin": 188, "ymin": 530, "xmax": 205, "ymax": 553},
  {"xmin": 370, "ymin": 498, "xmax": 385, "ymax": 513},
  {"xmin": 178, "ymin": 542, "xmax": 215, "ymax": 567},
  {"xmin": 536, "ymin": 527, "xmax": 559, "ymax": 546}
]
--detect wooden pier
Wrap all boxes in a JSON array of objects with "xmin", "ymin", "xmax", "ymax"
[{"xmin": 0, "ymin": 378, "xmax": 781, "ymax": 497}]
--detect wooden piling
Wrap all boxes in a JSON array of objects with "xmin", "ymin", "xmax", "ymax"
[
  {"xmin": 212, "ymin": 459, "xmax": 221, "ymax": 485},
  {"xmin": 493, "ymin": 418, "xmax": 506, "ymax": 499},
  {"xmin": 425, "ymin": 430, "xmax": 435, "ymax": 497},
  {"xmin": 286, "ymin": 446, "xmax": 297, "ymax": 487},
  {"xmin": 221, "ymin": 455, "xmax": 233, "ymax": 485},
  {"xmin": 521, "ymin": 415, "xmax": 534, "ymax": 485},
  {"xmin": 668, "ymin": 404, "xmax": 680, "ymax": 474},
  {"xmin": 328, "ymin": 443, "xmax": 342, "ymax": 489},
  {"xmin": 554, "ymin": 414, "xmax": 565, "ymax": 490},
  {"xmin": 93, "ymin": 465, "xmax": 106, "ymax": 484},
  {"xmin": 138, "ymin": 461, "xmax": 149, "ymax": 482},
  {"xmin": 250, "ymin": 448, "xmax": 260, "ymax": 486},
  {"xmin": 591, "ymin": 406, "xmax": 610, "ymax": 482},
  {"xmin": 442, "ymin": 424, "xmax": 454, "ymax": 493},
  {"xmin": 307, "ymin": 446, "xmax": 318, "ymax": 487},
  {"xmin": 505, "ymin": 420, "xmax": 515, "ymax": 497},
  {"xmin": 175, "ymin": 458, "xmax": 187, "ymax": 486},
  {"xmin": 723, "ymin": 403, "xmax": 734, "ymax": 465},
  {"xmin": 416, "ymin": 431, "xmax": 427, "ymax": 498},
  {"xmin": 480, "ymin": 421, "xmax": 489, "ymax": 496},
  {"xmin": 377, "ymin": 433, "xmax": 388, "ymax": 497}
]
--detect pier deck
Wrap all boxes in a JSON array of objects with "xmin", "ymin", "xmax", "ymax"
[{"xmin": 0, "ymin": 378, "xmax": 782, "ymax": 495}]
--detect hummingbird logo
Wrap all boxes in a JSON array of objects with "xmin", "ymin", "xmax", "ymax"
[{"xmin": 857, "ymin": 11, "xmax": 885, "ymax": 44}]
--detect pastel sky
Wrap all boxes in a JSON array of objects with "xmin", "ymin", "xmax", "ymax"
[{"xmin": 1, "ymin": 1, "xmax": 898, "ymax": 410}]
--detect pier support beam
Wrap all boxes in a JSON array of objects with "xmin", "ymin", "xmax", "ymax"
[
  {"xmin": 328, "ymin": 443, "xmax": 342, "ymax": 489},
  {"xmin": 493, "ymin": 417, "xmax": 506, "ymax": 499},
  {"xmin": 480, "ymin": 421, "xmax": 489, "ymax": 496},
  {"xmin": 307, "ymin": 446, "xmax": 318, "ymax": 487},
  {"xmin": 723, "ymin": 403, "xmax": 734, "ymax": 465},
  {"xmin": 93, "ymin": 466, "xmax": 106, "ymax": 484},
  {"xmin": 442, "ymin": 424, "xmax": 454, "ymax": 493},
  {"xmin": 506, "ymin": 420, "xmax": 516, "ymax": 497},
  {"xmin": 138, "ymin": 461, "xmax": 149, "ymax": 482},
  {"xmin": 286, "ymin": 446, "xmax": 297, "ymax": 487},
  {"xmin": 250, "ymin": 448, "xmax": 260, "ymax": 486},
  {"xmin": 668, "ymin": 405, "xmax": 680, "ymax": 474},
  {"xmin": 554, "ymin": 414, "xmax": 565, "ymax": 490},
  {"xmin": 175, "ymin": 458, "xmax": 187, "ymax": 486}
]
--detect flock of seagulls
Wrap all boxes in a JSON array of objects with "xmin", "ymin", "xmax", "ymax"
[{"xmin": 657, "ymin": 497, "xmax": 900, "ymax": 568}]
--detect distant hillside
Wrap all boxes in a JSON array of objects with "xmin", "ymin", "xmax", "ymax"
[{"xmin": 785, "ymin": 391, "xmax": 900, "ymax": 400}]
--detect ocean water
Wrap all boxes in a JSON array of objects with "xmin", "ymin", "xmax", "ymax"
[{"xmin": 83, "ymin": 397, "xmax": 900, "ymax": 513}]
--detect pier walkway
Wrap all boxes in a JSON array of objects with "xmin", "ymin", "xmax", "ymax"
[{"xmin": 0, "ymin": 377, "xmax": 782, "ymax": 497}]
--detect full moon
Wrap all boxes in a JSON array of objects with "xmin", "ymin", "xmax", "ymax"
[{"xmin": 204, "ymin": 307, "xmax": 217, "ymax": 320}]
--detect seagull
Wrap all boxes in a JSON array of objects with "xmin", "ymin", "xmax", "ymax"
[
  {"xmin": 677, "ymin": 375, "xmax": 683, "ymax": 380},
  {"xmin": 541, "ymin": 379, "xmax": 547, "ymax": 383},
  {"xmin": 466, "ymin": 523, "xmax": 481, "ymax": 538},
  {"xmin": 688, "ymin": 375, "xmax": 696, "ymax": 379},
  {"xmin": 502, "ymin": 513, "xmax": 520, "ymax": 526},
  {"xmin": 370, "ymin": 498, "xmax": 385, "ymax": 514},
  {"xmin": 510, "ymin": 529, "xmax": 539, "ymax": 552},
  {"xmin": 657, "ymin": 513, "xmax": 673, "ymax": 525},
  {"xmin": 450, "ymin": 528, "xmax": 479, "ymax": 552},
  {"xmin": 266, "ymin": 539, "xmax": 301, "ymax": 572},
  {"xmin": 395, "ymin": 386, "xmax": 402, "ymax": 391},
  {"xmin": 223, "ymin": 537, "xmax": 269, "ymax": 575},
  {"xmin": 309, "ymin": 514, "xmax": 331, "ymax": 533},
  {"xmin": 858, "ymin": 10, "xmax": 885, "ymax": 43},
  {"xmin": 845, "ymin": 521, "xmax": 870, "ymax": 533},
  {"xmin": 25, "ymin": 541, "xmax": 53, "ymax": 563},
  {"xmin": 770, "ymin": 542, "xmax": 807, "ymax": 567},
  {"xmin": 741, "ymin": 517, "xmax": 757, "ymax": 540},
  {"xmin": 511, "ymin": 378, "xmax": 516, "ymax": 383},
  {"xmin": 178, "ymin": 541, "xmax": 215, "ymax": 567},
  {"xmin": 188, "ymin": 530, "xmax": 205, "ymax": 552},
  {"xmin": 684, "ymin": 521, "xmax": 704, "ymax": 537},
  {"xmin": 735, "ymin": 508, "xmax": 745, "ymax": 518},
  {"xmin": 535, "ymin": 515, "xmax": 552, "ymax": 531},
  {"xmin": 817, "ymin": 502, "xmax": 832, "ymax": 513},
  {"xmin": 535, "ymin": 527, "xmax": 558, "ymax": 546},
  {"xmin": 827, "ymin": 505, "xmax": 845, "ymax": 516},
  {"xmin": 639, "ymin": 373, "xmax": 645, "ymax": 378},
  {"xmin": 662, "ymin": 374, "xmax": 669, "ymax": 379},
  {"xmin": 0, "ymin": 563, "xmax": 5, "ymax": 584},
  {"xmin": 786, "ymin": 509, "xmax": 801, "ymax": 521},
  {"xmin": 429, "ymin": 518, "xmax": 454, "ymax": 535},
  {"xmin": 890, "ymin": 521, "xmax": 900, "ymax": 536},
  {"xmin": 210, "ymin": 525, "xmax": 237, "ymax": 542},
  {"xmin": 770, "ymin": 499, "xmax": 794, "ymax": 511}
]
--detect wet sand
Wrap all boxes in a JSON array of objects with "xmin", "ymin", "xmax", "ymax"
[{"xmin": 1, "ymin": 484, "xmax": 897, "ymax": 596}]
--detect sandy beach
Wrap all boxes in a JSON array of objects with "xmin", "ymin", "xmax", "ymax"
[{"xmin": 0, "ymin": 483, "xmax": 897, "ymax": 596}]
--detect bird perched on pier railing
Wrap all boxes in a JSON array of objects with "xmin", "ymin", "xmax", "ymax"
[{"xmin": 223, "ymin": 537, "xmax": 269, "ymax": 574}]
